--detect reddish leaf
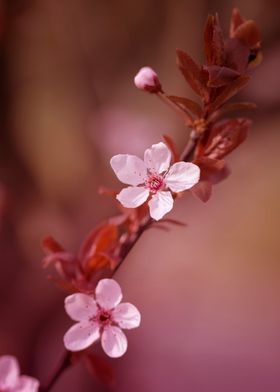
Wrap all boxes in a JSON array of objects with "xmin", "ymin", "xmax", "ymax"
[
  {"xmin": 229, "ymin": 8, "xmax": 245, "ymax": 37},
  {"xmin": 191, "ymin": 181, "xmax": 212, "ymax": 202},
  {"xmin": 210, "ymin": 75, "xmax": 250, "ymax": 112},
  {"xmin": 78, "ymin": 225, "xmax": 105, "ymax": 261},
  {"xmin": 42, "ymin": 251, "xmax": 78, "ymax": 274},
  {"xmin": 233, "ymin": 20, "xmax": 261, "ymax": 48},
  {"xmin": 224, "ymin": 38, "xmax": 250, "ymax": 73},
  {"xmin": 193, "ymin": 156, "xmax": 230, "ymax": 186},
  {"xmin": 204, "ymin": 118, "xmax": 251, "ymax": 159},
  {"xmin": 162, "ymin": 134, "xmax": 180, "ymax": 162},
  {"xmin": 194, "ymin": 156, "xmax": 224, "ymax": 170},
  {"xmin": 210, "ymin": 164, "xmax": 231, "ymax": 185},
  {"xmin": 94, "ymin": 225, "xmax": 118, "ymax": 255},
  {"xmin": 176, "ymin": 49, "xmax": 209, "ymax": 100},
  {"xmin": 204, "ymin": 14, "xmax": 225, "ymax": 66},
  {"xmin": 210, "ymin": 101, "xmax": 256, "ymax": 121},
  {"xmin": 168, "ymin": 96, "xmax": 203, "ymax": 117},
  {"xmin": 41, "ymin": 236, "xmax": 64, "ymax": 253},
  {"xmin": 83, "ymin": 353, "xmax": 114, "ymax": 387},
  {"xmin": 79, "ymin": 224, "xmax": 117, "ymax": 260},
  {"xmin": 205, "ymin": 65, "xmax": 240, "ymax": 87}
]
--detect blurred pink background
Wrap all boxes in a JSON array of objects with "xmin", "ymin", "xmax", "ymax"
[{"xmin": 0, "ymin": 0, "xmax": 279, "ymax": 391}]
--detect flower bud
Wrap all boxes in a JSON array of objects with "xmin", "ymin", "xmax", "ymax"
[{"xmin": 134, "ymin": 66, "xmax": 162, "ymax": 93}]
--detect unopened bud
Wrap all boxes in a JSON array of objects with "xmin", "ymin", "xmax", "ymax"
[{"xmin": 134, "ymin": 67, "xmax": 162, "ymax": 93}]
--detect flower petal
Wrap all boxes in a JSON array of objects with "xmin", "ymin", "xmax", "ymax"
[
  {"xmin": 110, "ymin": 155, "xmax": 147, "ymax": 186},
  {"xmin": 101, "ymin": 326, "xmax": 128, "ymax": 358},
  {"xmin": 148, "ymin": 191, "xmax": 174, "ymax": 221},
  {"xmin": 63, "ymin": 321, "xmax": 100, "ymax": 352},
  {"xmin": 112, "ymin": 303, "xmax": 141, "ymax": 329},
  {"xmin": 165, "ymin": 162, "xmax": 200, "ymax": 192},
  {"xmin": 144, "ymin": 142, "xmax": 171, "ymax": 173},
  {"xmin": 95, "ymin": 279, "xmax": 122, "ymax": 310},
  {"xmin": 116, "ymin": 186, "xmax": 149, "ymax": 208},
  {"xmin": 13, "ymin": 376, "xmax": 39, "ymax": 392},
  {"xmin": 0, "ymin": 355, "xmax": 19, "ymax": 389},
  {"xmin": 65, "ymin": 293, "xmax": 98, "ymax": 322}
]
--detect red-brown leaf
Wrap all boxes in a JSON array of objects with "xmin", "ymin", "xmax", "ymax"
[
  {"xmin": 233, "ymin": 20, "xmax": 261, "ymax": 48},
  {"xmin": 229, "ymin": 8, "xmax": 245, "ymax": 37},
  {"xmin": 210, "ymin": 101, "xmax": 256, "ymax": 121},
  {"xmin": 210, "ymin": 75, "xmax": 250, "ymax": 112},
  {"xmin": 204, "ymin": 14, "xmax": 225, "ymax": 66},
  {"xmin": 206, "ymin": 65, "xmax": 240, "ymax": 87},
  {"xmin": 204, "ymin": 118, "xmax": 251, "ymax": 159},
  {"xmin": 191, "ymin": 180, "xmax": 212, "ymax": 202},
  {"xmin": 41, "ymin": 236, "xmax": 64, "ymax": 254},
  {"xmin": 168, "ymin": 96, "xmax": 203, "ymax": 117},
  {"xmin": 176, "ymin": 49, "xmax": 209, "ymax": 100},
  {"xmin": 224, "ymin": 38, "xmax": 250, "ymax": 73}
]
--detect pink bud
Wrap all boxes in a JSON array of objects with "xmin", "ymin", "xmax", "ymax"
[{"xmin": 134, "ymin": 67, "xmax": 162, "ymax": 93}]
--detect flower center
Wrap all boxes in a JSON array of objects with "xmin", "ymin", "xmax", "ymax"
[
  {"xmin": 96, "ymin": 309, "xmax": 112, "ymax": 327},
  {"xmin": 145, "ymin": 173, "xmax": 164, "ymax": 193}
]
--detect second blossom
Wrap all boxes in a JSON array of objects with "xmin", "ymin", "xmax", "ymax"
[{"xmin": 110, "ymin": 142, "xmax": 200, "ymax": 220}]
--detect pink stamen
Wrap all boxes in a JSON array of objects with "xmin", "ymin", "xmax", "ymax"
[
  {"xmin": 92, "ymin": 309, "xmax": 112, "ymax": 327},
  {"xmin": 145, "ymin": 173, "xmax": 164, "ymax": 193}
]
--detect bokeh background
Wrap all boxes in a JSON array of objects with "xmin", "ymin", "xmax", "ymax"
[{"xmin": 0, "ymin": 0, "xmax": 279, "ymax": 391}]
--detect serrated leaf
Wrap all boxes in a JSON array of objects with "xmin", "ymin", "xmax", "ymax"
[
  {"xmin": 204, "ymin": 118, "xmax": 251, "ymax": 159},
  {"xmin": 168, "ymin": 96, "xmax": 203, "ymax": 117},
  {"xmin": 204, "ymin": 14, "xmax": 225, "ymax": 66},
  {"xmin": 176, "ymin": 49, "xmax": 209, "ymax": 100}
]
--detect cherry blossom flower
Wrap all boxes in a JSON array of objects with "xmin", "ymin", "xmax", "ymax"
[
  {"xmin": 64, "ymin": 279, "xmax": 141, "ymax": 358},
  {"xmin": 0, "ymin": 355, "xmax": 39, "ymax": 392},
  {"xmin": 134, "ymin": 67, "xmax": 162, "ymax": 93},
  {"xmin": 110, "ymin": 142, "xmax": 200, "ymax": 220}
]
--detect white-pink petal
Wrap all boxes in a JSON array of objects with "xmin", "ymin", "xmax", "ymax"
[
  {"xmin": 148, "ymin": 191, "xmax": 174, "ymax": 220},
  {"xmin": 110, "ymin": 154, "xmax": 147, "ymax": 186},
  {"xmin": 101, "ymin": 326, "xmax": 128, "ymax": 358},
  {"xmin": 64, "ymin": 293, "xmax": 98, "ymax": 322},
  {"xmin": 112, "ymin": 303, "xmax": 141, "ymax": 330},
  {"xmin": 13, "ymin": 376, "xmax": 39, "ymax": 392},
  {"xmin": 144, "ymin": 142, "xmax": 171, "ymax": 174},
  {"xmin": 165, "ymin": 162, "xmax": 200, "ymax": 192},
  {"xmin": 0, "ymin": 355, "xmax": 19, "ymax": 390},
  {"xmin": 116, "ymin": 186, "xmax": 149, "ymax": 208},
  {"xmin": 63, "ymin": 321, "xmax": 100, "ymax": 352},
  {"xmin": 95, "ymin": 279, "xmax": 122, "ymax": 310}
]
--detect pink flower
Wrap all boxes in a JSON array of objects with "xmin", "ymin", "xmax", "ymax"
[
  {"xmin": 110, "ymin": 142, "xmax": 200, "ymax": 220},
  {"xmin": 64, "ymin": 279, "xmax": 141, "ymax": 358},
  {"xmin": 134, "ymin": 67, "xmax": 162, "ymax": 93},
  {"xmin": 0, "ymin": 355, "xmax": 39, "ymax": 392}
]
